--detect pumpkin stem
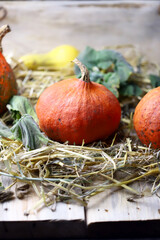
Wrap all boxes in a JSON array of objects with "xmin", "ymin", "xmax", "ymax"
[
  {"xmin": 73, "ymin": 58, "xmax": 90, "ymax": 83},
  {"xmin": 0, "ymin": 25, "xmax": 11, "ymax": 53}
]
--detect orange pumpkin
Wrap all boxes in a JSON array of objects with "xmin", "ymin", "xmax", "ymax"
[
  {"xmin": 0, "ymin": 25, "xmax": 17, "ymax": 115},
  {"xmin": 36, "ymin": 58, "xmax": 121, "ymax": 145},
  {"xmin": 133, "ymin": 86, "xmax": 160, "ymax": 149}
]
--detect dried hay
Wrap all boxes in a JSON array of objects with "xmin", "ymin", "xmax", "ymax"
[{"xmin": 0, "ymin": 45, "xmax": 160, "ymax": 211}]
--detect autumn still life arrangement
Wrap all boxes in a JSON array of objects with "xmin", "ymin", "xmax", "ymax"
[{"xmin": 0, "ymin": 25, "xmax": 160, "ymax": 211}]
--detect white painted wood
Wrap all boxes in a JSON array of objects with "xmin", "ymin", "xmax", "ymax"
[
  {"xmin": 0, "ymin": 176, "xmax": 86, "ymax": 238},
  {"xmin": 0, "ymin": 1, "xmax": 159, "ymax": 65},
  {"xmin": 0, "ymin": 176, "xmax": 85, "ymax": 221},
  {"xmin": 86, "ymin": 183, "xmax": 160, "ymax": 224},
  {"xmin": 0, "ymin": 195, "xmax": 85, "ymax": 221}
]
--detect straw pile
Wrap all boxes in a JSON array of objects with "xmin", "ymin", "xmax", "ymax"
[{"xmin": 0, "ymin": 45, "xmax": 160, "ymax": 209}]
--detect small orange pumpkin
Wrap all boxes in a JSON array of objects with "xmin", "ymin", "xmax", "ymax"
[
  {"xmin": 36, "ymin": 58, "xmax": 121, "ymax": 145},
  {"xmin": 0, "ymin": 25, "xmax": 17, "ymax": 115},
  {"xmin": 133, "ymin": 86, "xmax": 160, "ymax": 149}
]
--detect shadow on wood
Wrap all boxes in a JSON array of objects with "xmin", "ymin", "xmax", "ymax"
[
  {"xmin": 87, "ymin": 220, "xmax": 160, "ymax": 239},
  {"xmin": 0, "ymin": 220, "xmax": 87, "ymax": 239}
]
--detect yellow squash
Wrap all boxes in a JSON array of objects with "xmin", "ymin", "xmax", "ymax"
[{"xmin": 20, "ymin": 45, "xmax": 79, "ymax": 70}]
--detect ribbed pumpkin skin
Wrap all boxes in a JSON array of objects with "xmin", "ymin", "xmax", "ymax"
[
  {"xmin": 0, "ymin": 52, "xmax": 17, "ymax": 114},
  {"xmin": 36, "ymin": 78, "xmax": 121, "ymax": 145},
  {"xmin": 133, "ymin": 87, "xmax": 160, "ymax": 149}
]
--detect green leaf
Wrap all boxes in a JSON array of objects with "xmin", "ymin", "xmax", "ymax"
[
  {"xmin": 75, "ymin": 46, "xmax": 134, "ymax": 97},
  {"xmin": 90, "ymin": 71, "xmax": 103, "ymax": 83},
  {"xmin": 103, "ymin": 73, "xmax": 120, "ymax": 97},
  {"xmin": 7, "ymin": 96, "xmax": 38, "ymax": 123},
  {"xmin": 75, "ymin": 47, "xmax": 98, "ymax": 73},
  {"xmin": 119, "ymin": 84, "xmax": 143, "ymax": 97},
  {"xmin": 115, "ymin": 61, "xmax": 133, "ymax": 83},
  {"xmin": 97, "ymin": 61, "xmax": 113, "ymax": 70},
  {"xmin": 0, "ymin": 121, "xmax": 13, "ymax": 139},
  {"xmin": 0, "ymin": 117, "xmax": 48, "ymax": 150},
  {"xmin": 11, "ymin": 114, "xmax": 48, "ymax": 150},
  {"xmin": 0, "ymin": 96, "xmax": 48, "ymax": 150},
  {"xmin": 149, "ymin": 74, "xmax": 160, "ymax": 88}
]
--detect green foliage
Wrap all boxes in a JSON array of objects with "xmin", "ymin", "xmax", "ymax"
[
  {"xmin": 0, "ymin": 96, "xmax": 48, "ymax": 150},
  {"xmin": 119, "ymin": 84, "xmax": 143, "ymax": 97},
  {"xmin": 0, "ymin": 121, "xmax": 13, "ymax": 139},
  {"xmin": 101, "ymin": 72, "xmax": 120, "ymax": 97},
  {"xmin": 149, "ymin": 74, "xmax": 160, "ymax": 88},
  {"xmin": 11, "ymin": 114, "xmax": 48, "ymax": 150},
  {"xmin": 74, "ymin": 46, "xmax": 143, "ymax": 98},
  {"xmin": 7, "ymin": 95, "xmax": 38, "ymax": 123}
]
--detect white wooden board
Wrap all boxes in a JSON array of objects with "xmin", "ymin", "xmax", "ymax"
[
  {"xmin": 87, "ymin": 184, "xmax": 160, "ymax": 223},
  {"xmin": 0, "ymin": 176, "xmax": 86, "ymax": 238},
  {"xmin": 0, "ymin": 176, "xmax": 85, "ymax": 221}
]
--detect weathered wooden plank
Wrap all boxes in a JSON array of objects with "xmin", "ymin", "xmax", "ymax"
[
  {"xmin": 0, "ymin": 175, "xmax": 86, "ymax": 238},
  {"xmin": 86, "ymin": 183, "xmax": 160, "ymax": 237},
  {"xmin": 0, "ymin": 193, "xmax": 85, "ymax": 222},
  {"xmin": 0, "ymin": 1, "xmax": 160, "ymax": 65},
  {"xmin": 86, "ymin": 184, "xmax": 160, "ymax": 224},
  {"xmin": 0, "ymin": 176, "xmax": 85, "ymax": 222}
]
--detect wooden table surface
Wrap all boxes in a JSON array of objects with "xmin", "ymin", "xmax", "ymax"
[{"xmin": 0, "ymin": 1, "xmax": 160, "ymax": 239}]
